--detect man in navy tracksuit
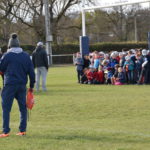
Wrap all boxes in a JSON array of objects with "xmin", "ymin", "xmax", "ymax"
[{"xmin": 0, "ymin": 33, "xmax": 35, "ymax": 137}]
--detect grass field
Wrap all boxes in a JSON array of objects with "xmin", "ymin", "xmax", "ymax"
[{"xmin": 0, "ymin": 65, "xmax": 150, "ymax": 150}]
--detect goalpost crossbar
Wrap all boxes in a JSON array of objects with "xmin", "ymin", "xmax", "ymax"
[
  {"xmin": 83, "ymin": 0, "xmax": 150, "ymax": 11},
  {"xmin": 81, "ymin": 0, "xmax": 150, "ymax": 36}
]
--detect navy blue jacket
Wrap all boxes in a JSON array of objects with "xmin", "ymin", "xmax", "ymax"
[
  {"xmin": 32, "ymin": 46, "xmax": 49, "ymax": 70},
  {"xmin": 118, "ymin": 72, "xmax": 126, "ymax": 83},
  {"xmin": 0, "ymin": 48, "xmax": 35, "ymax": 88},
  {"xmin": 108, "ymin": 58, "xmax": 118, "ymax": 68}
]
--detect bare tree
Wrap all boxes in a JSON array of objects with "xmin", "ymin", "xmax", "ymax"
[{"xmin": 3, "ymin": 0, "xmax": 93, "ymax": 43}]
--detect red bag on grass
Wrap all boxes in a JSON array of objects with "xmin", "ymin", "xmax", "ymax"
[{"xmin": 26, "ymin": 90, "xmax": 34, "ymax": 110}]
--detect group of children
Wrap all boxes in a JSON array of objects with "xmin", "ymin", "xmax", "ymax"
[{"xmin": 74, "ymin": 48, "xmax": 150, "ymax": 85}]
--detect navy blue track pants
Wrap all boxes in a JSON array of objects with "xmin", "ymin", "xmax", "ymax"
[{"xmin": 1, "ymin": 85, "xmax": 27, "ymax": 134}]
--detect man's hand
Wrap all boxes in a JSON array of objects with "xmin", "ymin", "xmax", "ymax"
[
  {"xmin": 0, "ymin": 72, "xmax": 3, "ymax": 75},
  {"xmin": 29, "ymin": 88, "xmax": 33, "ymax": 93}
]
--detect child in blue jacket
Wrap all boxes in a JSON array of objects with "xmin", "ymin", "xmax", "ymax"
[
  {"xmin": 124, "ymin": 56, "xmax": 134, "ymax": 84},
  {"xmin": 116, "ymin": 67, "xmax": 126, "ymax": 84}
]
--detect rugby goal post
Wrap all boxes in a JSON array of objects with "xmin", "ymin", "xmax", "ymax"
[{"xmin": 80, "ymin": 0, "xmax": 150, "ymax": 55}]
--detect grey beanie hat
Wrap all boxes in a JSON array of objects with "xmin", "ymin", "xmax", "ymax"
[{"xmin": 8, "ymin": 33, "xmax": 20, "ymax": 48}]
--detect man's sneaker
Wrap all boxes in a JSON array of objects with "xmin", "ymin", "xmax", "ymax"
[
  {"xmin": 0, "ymin": 133, "xmax": 9, "ymax": 138},
  {"xmin": 16, "ymin": 132, "xmax": 26, "ymax": 136}
]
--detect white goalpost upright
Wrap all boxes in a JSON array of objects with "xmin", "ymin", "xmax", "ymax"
[
  {"xmin": 81, "ymin": 0, "xmax": 150, "ymax": 36},
  {"xmin": 82, "ymin": 0, "xmax": 86, "ymax": 36}
]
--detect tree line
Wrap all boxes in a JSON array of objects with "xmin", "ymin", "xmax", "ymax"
[{"xmin": 0, "ymin": 0, "xmax": 150, "ymax": 46}]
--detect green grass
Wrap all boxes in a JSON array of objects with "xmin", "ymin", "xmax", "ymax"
[{"xmin": 0, "ymin": 65, "xmax": 150, "ymax": 150}]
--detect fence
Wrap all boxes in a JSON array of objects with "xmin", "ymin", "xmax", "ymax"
[{"xmin": 51, "ymin": 54, "xmax": 74, "ymax": 64}]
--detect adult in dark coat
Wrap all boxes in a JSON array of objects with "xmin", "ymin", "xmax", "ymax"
[
  {"xmin": 83, "ymin": 55, "xmax": 91, "ymax": 69},
  {"xmin": 32, "ymin": 42, "xmax": 48, "ymax": 91},
  {"xmin": 0, "ymin": 33, "xmax": 35, "ymax": 137}
]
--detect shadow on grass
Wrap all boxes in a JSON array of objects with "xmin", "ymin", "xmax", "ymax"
[
  {"xmin": 34, "ymin": 86, "xmax": 104, "ymax": 95},
  {"xmin": 30, "ymin": 133, "xmax": 150, "ymax": 144}
]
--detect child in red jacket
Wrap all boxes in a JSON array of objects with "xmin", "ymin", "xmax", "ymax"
[
  {"xmin": 86, "ymin": 68, "xmax": 94, "ymax": 84},
  {"xmin": 97, "ymin": 65, "xmax": 105, "ymax": 84},
  {"xmin": 93, "ymin": 65, "xmax": 104, "ymax": 84}
]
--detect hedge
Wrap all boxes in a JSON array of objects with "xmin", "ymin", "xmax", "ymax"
[
  {"xmin": 2, "ymin": 42, "xmax": 148, "ymax": 55},
  {"xmin": 1, "ymin": 42, "xmax": 148, "ymax": 64},
  {"xmin": 90, "ymin": 42, "xmax": 148, "ymax": 52}
]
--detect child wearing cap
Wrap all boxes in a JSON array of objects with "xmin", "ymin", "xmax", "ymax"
[{"xmin": 108, "ymin": 52, "xmax": 119, "ymax": 74}]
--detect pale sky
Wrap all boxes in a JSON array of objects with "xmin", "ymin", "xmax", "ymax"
[
  {"xmin": 96, "ymin": 0, "xmax": 150, "ymax": 8},
  {"xmin": 69, "ymin": 0, "xmax": 150, "ymax": 13}
]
